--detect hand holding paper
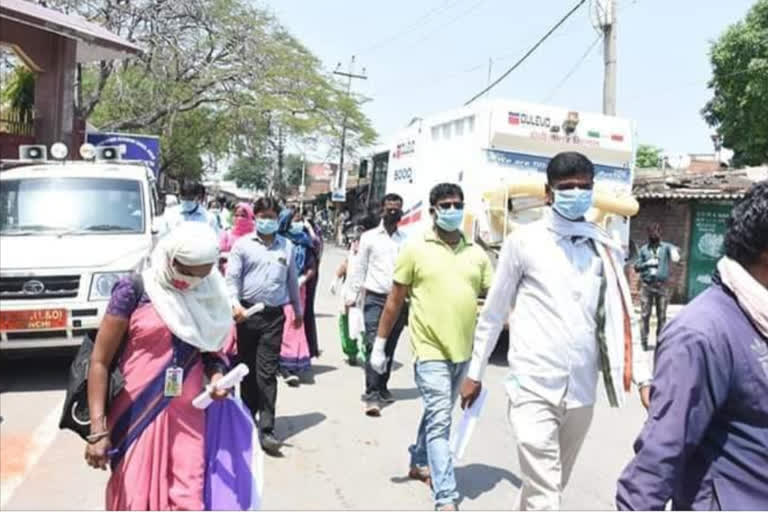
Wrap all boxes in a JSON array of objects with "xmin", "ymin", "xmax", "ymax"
[
  {"xmin": 450, "ymin": 387, "xmax": 488, "ymax": 460},
  {"xmin": 193, "ymin": 363, "xmax": 250, "ymax": 410}
]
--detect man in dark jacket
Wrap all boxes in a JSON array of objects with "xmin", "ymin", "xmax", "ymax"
[
  {"xmin": 616, "ymin": 181, "xmax": 768, "ymax": 510},
  {"xmin": 634, "ymin": 223, "xmax": 680, "ymax": 350}
]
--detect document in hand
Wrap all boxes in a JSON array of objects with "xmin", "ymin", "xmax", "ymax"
[{"xmin": 450, "ymin": 387, "xmax": 488, "ymax": 460}]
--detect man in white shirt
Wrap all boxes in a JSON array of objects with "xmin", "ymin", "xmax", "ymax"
[
  {"xmin": 163, "ymin": 181, "xmax": 221, "ymax": 235},
  {"xmin": 460, "ymin": 152, "xmax": 652, "ymax": 510},
  {"xmin": 345, "ymin": 193, "xmax": 407, "ymax": 416}
]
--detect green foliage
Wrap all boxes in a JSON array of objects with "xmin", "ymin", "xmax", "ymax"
[
  {"xmin": 1, "ymin": 66, "xmax": 35, "ymax": 123},
  {"xmin": 226, "ymin": 155, "xmax": 270, "ymax": 191},
  {"xmin": 49, "ymin": 0, "xmax": 377, "ymax": 182},
  {"xmin": 703, "ymin": 0, "xmax": 768, "ymax": 166},
  {"xmin": 635, "ymin": 144, "xmax": 663, "ymax": 168}
]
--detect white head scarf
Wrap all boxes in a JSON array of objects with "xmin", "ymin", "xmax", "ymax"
[{"xmin": 142, "ymin": 223, "xmax": 232, "ymax": 352}]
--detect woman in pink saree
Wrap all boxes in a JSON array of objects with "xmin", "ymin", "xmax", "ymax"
[
  {"xmin": 85, "ymin": 223, "xmax": 234, "ymax": 510},
  {"xmin": 218, "ymin": 203, "xmax": 255, "ymax": 355}
]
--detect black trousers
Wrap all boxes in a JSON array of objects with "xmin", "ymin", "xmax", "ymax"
[
  {"xmin": 236, "ymin": 305, "xmax": 285, "ymax": 434},
  {"xmin": 363, "ymin": 291, "xmax": 407, "ymax": 400}
]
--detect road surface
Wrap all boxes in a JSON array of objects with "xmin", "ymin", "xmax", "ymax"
[{"xmin": 1, "ymin": 245, "xmax": 653, "ymax": 510}]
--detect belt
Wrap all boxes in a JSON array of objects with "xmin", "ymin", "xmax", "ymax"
[
  {"xmin": 365, "ymin": 289, "xmax": 389, "ymax": 298},
  {"xmin": 240, "ymin": 299, "xmax": 284, "ymax": 313}
]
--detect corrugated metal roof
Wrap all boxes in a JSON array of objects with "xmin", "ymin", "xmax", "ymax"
[{"xmin": 636, "ymin": 191, "xmax": 745, "ymax": 200}]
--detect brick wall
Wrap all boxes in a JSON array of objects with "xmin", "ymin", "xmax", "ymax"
[{"xmin": 628, "ymin": 199, "xmax": 692, "ymax": 304}]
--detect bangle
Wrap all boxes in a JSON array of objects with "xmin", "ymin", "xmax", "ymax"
[
  {"xmin": 86, "ymin": 431, "xmax": 110, "ymax": 444},
  {"xmin": 90, "ymin": 415, "xmax": 107, "ymax": 431}
]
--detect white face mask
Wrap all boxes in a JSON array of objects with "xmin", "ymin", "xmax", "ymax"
[{"xmin": 169, "ymin": 266, "xmax": 205, "ymax": 291}]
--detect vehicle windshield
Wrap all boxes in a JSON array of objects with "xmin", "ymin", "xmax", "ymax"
[{"xmin": 0, "ymin": 177, "xmax": 145, "ymax": 235}]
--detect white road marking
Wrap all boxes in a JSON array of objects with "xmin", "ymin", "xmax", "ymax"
[{"xmin": 0, "ymin": 400, "xmax": 63, "ymax": 508}]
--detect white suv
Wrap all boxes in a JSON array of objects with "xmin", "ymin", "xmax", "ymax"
[{"xmin": 0, "ymin": 160, "xmax": 165, "ymax": 350}]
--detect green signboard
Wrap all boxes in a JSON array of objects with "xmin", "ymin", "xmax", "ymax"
[{"xmin": 687, "ymin": 201, "xmax": 734, "ymax": 300}]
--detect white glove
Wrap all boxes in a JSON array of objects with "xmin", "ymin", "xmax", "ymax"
[
  {"xmin": 344, "ymin": 291, "xmax": 358, "ymax": 307},
  {"xmin": 298, "ymin": 275, "xmax": 308, "ymax": 287},
  {"xmin": 370, "ymin": 336, "xmax": 388, "ymax": 375}
]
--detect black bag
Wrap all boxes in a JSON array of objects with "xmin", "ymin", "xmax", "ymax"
[{"xmin": 59, "ymin": 274, "xmax": 144, "ymax": 440}]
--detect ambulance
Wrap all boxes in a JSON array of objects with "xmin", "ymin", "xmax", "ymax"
[{"xmin": 372, "ymin": 98, "xmax": 638, "ymax": 253}]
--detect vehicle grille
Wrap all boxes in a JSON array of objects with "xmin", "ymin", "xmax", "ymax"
[
  {"xmin": 5, "ymin": 329, "xmax": 91, "ymax": 341},
  {"xmin": 0, "ymin": 275, "xmax": 81, "ymax": 300}
]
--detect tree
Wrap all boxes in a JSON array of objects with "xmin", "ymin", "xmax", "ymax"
[
  {"xmin": 703, "ymin": 0, "xmax": 768, "ymax": 167},
  {"xmin": 1, "ymin": 65, "xmax": 35, "ymax": 124},
  {"xmin": 47, "ymin": 0, "xmax": 377, "ymax": 182},
  {"xmin": 226, "ymin": 155, "xmax": 270, "ymax": 191},
  {"xmin": 635, "ymin": 144, "xmax": 663, "ymax": 168}
]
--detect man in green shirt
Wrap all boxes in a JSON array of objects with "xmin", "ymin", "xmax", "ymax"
[{"xmin": 374, "ymin": 183, "xmax": 493, "ymax": 511}]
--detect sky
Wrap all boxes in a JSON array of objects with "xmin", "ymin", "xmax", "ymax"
[{"xmin": 266, "ymin": 0, "xmax": 756, "ymax": 157}]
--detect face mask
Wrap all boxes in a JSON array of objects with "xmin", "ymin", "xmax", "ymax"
[
  {"xmin": 435, "ymin": 207, "xmax": 464, "ymax": 232},
  {"xmin": 256, "ymin": 218, "xmax": 279, "ymax": 235},
  {"xmin": 384, "ymin": 209, "xmax": 403, "ymax": 226},
  {"xmin": 180, "ymin": 200, "xmax": 198, "ymax": 213},
  {"xmin": 170, "ymin": 266, "xmax": 204, "ymax": 291},
  {"xmin": 553, "ymin": 188, "xmax": 593, "ymax": 221},
  {"xmin": 289, "ymin": 221, "xmax": 305, "ymax": 235}
]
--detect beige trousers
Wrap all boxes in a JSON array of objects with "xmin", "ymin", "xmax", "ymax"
[{"xmin": 508, "ymin": 388, "xmax": 594, "ymax": 510}]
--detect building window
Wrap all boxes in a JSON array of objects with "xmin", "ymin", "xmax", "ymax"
[
  {"xmin": 454, "ymin": 119, "xmax": 464, "ymax": 136},
  {"xmin": 431, "ymin": 126, "xmax": 440, "ymax": 141},
  {"xmin": 442, "ymin": 123, "xmax": 451, "ymax": 139},
  {"xmin": 466, "ymin": 116, "xmax": 475, "ymax": 133}
]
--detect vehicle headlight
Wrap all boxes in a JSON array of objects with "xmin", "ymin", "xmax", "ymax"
[{"xmin": 89, "ymin": 272, "xmax": 131, "ymax": 301}]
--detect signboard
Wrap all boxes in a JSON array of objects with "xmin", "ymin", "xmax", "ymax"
[
  {"xmin": 485, "ymin": 149, "xmax": 631, "ymax": 185},
  {"xmin": 86, "ymin": 132, "xmax": 160, "ymax": 175},
  {"xmin": 331, "ymin": 164, "xmax": 347, "ymax": 202},
  {"xmin": 686, "ymin": 201, "xmax": 734, "ymax": 300}
]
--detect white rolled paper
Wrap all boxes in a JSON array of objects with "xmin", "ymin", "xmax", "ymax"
[{"xmin": 192, "ymin": 363, "xmax": 250, "ymax": 410}]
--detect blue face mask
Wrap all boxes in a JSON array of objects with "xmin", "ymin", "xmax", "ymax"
[
  {"xmin": 256, "ymin": 218, "xmax": 279, "ymax": 235},
  {"xmin": 553, "ymin": 188, "xmax": 593, "ymax": 221},
  {"xmin": 180, "ymin": 200, "xmax": 198, "ymax": 213},
  {"xmin": 435, "ymin": 207, "xmax": 464, "ymax": 232},
  {"xmin": 289, "ymin": 221, "xmax": 304, "ymax": 235}
]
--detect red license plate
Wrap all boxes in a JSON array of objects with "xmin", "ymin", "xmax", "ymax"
[{"xmin": 0, "ymin": 309, "xmax": 68, "ymax": 331}]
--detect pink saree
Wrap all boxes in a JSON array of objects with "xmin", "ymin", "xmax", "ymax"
[
  {"xmin": 106, "ymin": 303, "xmax": 205, "ymax": 511},
  {"xmin": 279, "ymin": 287, "xmax": 310, "ymax": 374}
]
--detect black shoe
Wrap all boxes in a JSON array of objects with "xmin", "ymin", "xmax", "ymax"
[
  {"xmin": 380, "ymin": 389, "xmax": 395, "ymax": 404},
  {"xmin": 364, "ymin": 400, "xmax": 381, "ymax": 417},
  {"xmin": 285, "ymin": 373, "xmax": 300, "ymax": 387},
  {"xmin": 261, "ymin": 432, "xmax": 282, "ymax": 455}
]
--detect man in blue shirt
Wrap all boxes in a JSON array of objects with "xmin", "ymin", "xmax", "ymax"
[
  {"xmin": 617, "ymin": 181, "xmax": 768, "ymax": 510},
  {"xmin": 226, "ymin": 196, "xmax": 303, "ymax": 455},
  {"xmin": 634, "ymin": 223, "xmax": 680, "ymax": 351},
  {"xmin": 164, "ymin": 181, "xmax": 220, "ymax": 234}
]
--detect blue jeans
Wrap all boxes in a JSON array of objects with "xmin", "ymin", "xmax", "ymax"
[{"xmin": 409, "ymin": 360, "xmax": 468, "ymax": 508}]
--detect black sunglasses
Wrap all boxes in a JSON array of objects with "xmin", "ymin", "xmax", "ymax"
[
  {"xmin": 551, "ymin": 182, "xmax": 594, "ymax": 191},
  {"xmin": 435, "ymin": 201, "xmax": 464, "ymax": 211}
]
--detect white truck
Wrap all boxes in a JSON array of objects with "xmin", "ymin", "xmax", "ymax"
[
  {"xmin": 0, "ymin": 147, "xmax": 165, "ymax": 351},
  {"xmin": 371, "ymin": 98, "xmax": 637, "ymax": 252}
]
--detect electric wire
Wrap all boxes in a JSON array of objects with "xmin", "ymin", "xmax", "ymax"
[
  {"xmin": 464, "ymin": 0, "xmax": 588, "ymax": 105},
  {"xmin": 358, "ymin": 0, "xmax": 465, "ymax": 56},
  {"xmin": 542, "ymin": 34, "xmax": 603, "ymax": 102}
]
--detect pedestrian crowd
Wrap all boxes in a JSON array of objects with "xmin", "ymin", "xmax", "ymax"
[{"xmin": 81, "ymin": 152, "xmax": 767, "ymax": 511}]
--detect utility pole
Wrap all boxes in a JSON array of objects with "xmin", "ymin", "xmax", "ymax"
[
  {"xmin": 599, "ymin": 0, "xmax": 617, "ymax": 115},
  {"xmin": 299, "ymin": 153, "xmax": 306, "ymax": 215},
  {"xmin": 333, "ymin": 56, "xmax": 367, "ymax": 199}
]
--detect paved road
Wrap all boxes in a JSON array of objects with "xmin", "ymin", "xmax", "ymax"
[{"xmin": 0, "ymin": 246, "xmax": 653, "ymax": 510}]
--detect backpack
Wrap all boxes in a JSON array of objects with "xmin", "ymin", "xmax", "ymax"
[{"xmin": 59, "ymin": 274, "xmax": 144, "ymax": 441}]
